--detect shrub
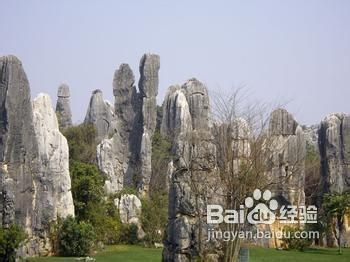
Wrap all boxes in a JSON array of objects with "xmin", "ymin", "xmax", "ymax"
[
  {"xmin": 141, "ymin": 192, "xmax": 168, "ymax": 244},
  {"xmin": 118, "ymin": 224, "xmax": 139, "ymax": 244},
  {"xmin": 282, "ymin": 226, "xmax": 312, "ymax": 251},
  {"xmin": 0, "ymin": 224, "xmax": 27, "ymax": 262},
  {"xmin": 57, "ymin": 216, "xmax": 95, "ymax": 257}
]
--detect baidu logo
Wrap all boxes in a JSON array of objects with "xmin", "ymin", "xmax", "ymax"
[
  {"xmin": 245, "ymin": 189, "xmax": 278, "ymax": 224},
  {"xmin": 207, "ymin": 189, "xmax": 317, "ymax": 225}
]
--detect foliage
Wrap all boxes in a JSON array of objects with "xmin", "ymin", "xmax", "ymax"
[
  {"xmin": 63, "ymin": 124, "xmax": 97, "ymax": 164},
  {"xmin": 57, "ymin": 216, "xmax": 95, "ymax": 257},
  {"xmin": 304, "ymin": 144, "xmax": 321, "ymax": 206},
  {"xmin": 141, "ymin": 192, "xmax": 168, "ymax": 244},
  {"xmin": 113, "ymin": 187, "xmax": 138, "ymax": 200},
  {"xmin": 70, "ymin": 161, "xmax": 122, "ymax": 244},
  {"xmin": 150, "ymin": 130, "xmax": 172, "ymax": 192},
  {"xmin": 70, "ymin": 161, "xmax": 105, "ymax": 221},
  {"xmin": 0, "ymin": 224, "xmax": 27, "ymax": 262},
  {"xmin": 282, "ymin": 226, "xmax": 312, "ymax": 251}
]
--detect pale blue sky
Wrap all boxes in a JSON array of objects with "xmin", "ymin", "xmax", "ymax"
[{"xmin": 1, "ymin": 0, "xmax": 349, "ymax": 124}]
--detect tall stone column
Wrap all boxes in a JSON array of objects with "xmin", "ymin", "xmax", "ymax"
[{"xmin": 55, "ymin": 83, "xmax": 72, "ymax": 129}]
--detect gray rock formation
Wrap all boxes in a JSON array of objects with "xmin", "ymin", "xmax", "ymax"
[
  {"xmin": 319, "ymin": 113, "xmax": 350, "ymax": 193},
  {"xmin": 268, "ymin": 108, "xmax": 306, "ymax": 206},
  {"xmin": 162, "ymin": 79, "xmax": 223, "ymax": 261},
  {"xmin": 97, "ymin": 63, "xmax": 140, "ymax": 194},
  {"xmin": 0, "ymin": 56, "xmax": 74, "ymax": 256},
  {"xmin": 33, "ymin": 93, "xmax": 75, "ymax": 220},
  {"xmin": 97, "ymin": 54, "xmax": 160, "ymax": 196},
  {"xmin": 138, "ymin": 54, "xmax": 160, "ymax": 195},
  {"xmin": 84, "ymin": 89, "xmax": 117, "ymax": 141},
  {"xmin": 114, "ymin": 194, "xmax": 145, "ymax": 239},
  {"xmin": 303, "ymin": 124, "xmax": 319, "ymax": 151},
  {"xmin": 55, "ymin": 84, "xmax": 72, "ymax": 129},
  {"xmin": 161, "ymin": 85, "xmax": 192, "ymax": 139}
]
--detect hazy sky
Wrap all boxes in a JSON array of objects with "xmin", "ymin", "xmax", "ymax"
[{"xmin": 1, "ymin": 0, "xmax": 349, "ymax": 124}]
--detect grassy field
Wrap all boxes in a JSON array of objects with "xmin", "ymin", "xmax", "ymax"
[{"xmin": 28, "ymin": 245, "xmax": 350, "ymax": 262}]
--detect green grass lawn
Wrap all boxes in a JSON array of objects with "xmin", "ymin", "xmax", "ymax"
[
  {"xmin": 28, "ymin": 245, "xmax": 350, "ymax": 262},
  {"xmin": 250, "ymin": 246, "xmax": 350, "ymax": 262}
]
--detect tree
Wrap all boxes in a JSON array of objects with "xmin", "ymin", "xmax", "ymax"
[
  {"xmin": 0, "ymin": 224, "xmax": 27, "ymax": 262},
  {"xmin": 70, "ymin": 161, "xmax": 105, "ymax": 221},
  {"xmin": 323, "ymin": 192, "xmax": 350, "ymax": 254}
]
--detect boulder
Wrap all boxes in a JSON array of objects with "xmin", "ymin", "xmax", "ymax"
[{"xmin": 115, "ymin": 194, "xmax": 145, "ymax": 239}]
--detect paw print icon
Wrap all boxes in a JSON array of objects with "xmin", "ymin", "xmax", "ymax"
[{"xmin": 245, "ymin": 189, "xmax": 278, "ymax": 225}]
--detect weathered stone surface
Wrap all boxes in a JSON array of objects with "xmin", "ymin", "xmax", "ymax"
[
  {"xmin": 303, "ymin": 124, "xmax": 319, "ymax": 151},
  {"xmin": 97, "ymin": 63, "xmax": 141, "ymax": 194},
  {"xmin": 161, "ymin": 85, "xmax": 192, "ymax": 140},
  {"xmin": 268, "ymin": 108, "xmax": 306, "ymax": 206},
  {"xmin": 269, "ymin": 108, "xmax": 298, "ymax": 136},
  {"xmin": 138, "ymin": 54, "xmax": 160, "ymax": 195},
  {"xmin": 98, "ymin": 54, "xmax": 160, "ymax": 196},
  {"xmin": 162, "ymin": 80, "xmax": 224, "ymax": 261},
  {"xmin": 33, "ymin": 93, "xmax": 75, "ymax": 219},
  {"xmin": 115, "ymin": 194, "xmax": 142, "ymax": 224},
  {"xmin": 84, "ymin": 89, "xmax": 117, "ymax": 141},
  {"xmin": 319, "ymin": 113, "xmax": 350, "ymax": 193},
  {"xmin": 55, "ymin": 84, "xmax": 72, "ymax": 129},
  {"xmin": 0, "ymin": 56, "xmax": 74, "ymax": 256},
  {"xmin": 97, "ymin": 132, "xmax": 125, "ymax": 194},
  {"xmin": 182, "ymin": 78, "xmax": 210, "ymax": 131},
  {"xmin": 114, "ymin": 194, "xmax": 145, "ymax": 239}
]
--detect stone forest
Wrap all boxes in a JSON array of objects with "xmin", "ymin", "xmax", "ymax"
[{"xmin": 0, "ymin": 54, "xmax": 349, "ymax": 261}]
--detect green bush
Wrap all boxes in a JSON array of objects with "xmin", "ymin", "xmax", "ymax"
[
  {"xmin": 282, "ymin": 226, "xmax": 312, "ymax": 251},
  {"xmin": 57, "ymin": 216, "xmax": 95, "ymax": 257},
  {"xmin": 63, "ymin": 124, "xmax": 97, "ymax": 164},
  {"xmin": 0, "ymin": 224, "xmax": 27, "ymax": 262}
]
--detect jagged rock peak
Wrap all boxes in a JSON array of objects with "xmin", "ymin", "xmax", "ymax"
[
  {"xmin": 113, "ymin": 63, "xmax": 139, "ymax": 132},
  {"xmin": 113, "ymin": 63, "xmax": 135, "ymax": 97},
  {"xmin": 139, "ymin": 53, "xmax": 160, "ymax": 98},
  {"xmin": 181, "ymin": 78, "xmax": 210, "ymax": 131},
  {"xmin": 57, "ymin": 83, "xmax": 70, "ymax": 98},
  {"xmin": 55, "ymin": 83, "xmax": 72, "ymax": 129},
  {"xmin": 84, "ymin": 89, "xmax": 116, "ymax": 141},
  {"xmin": 269, "ymin": 108, "xmax": 298, "ymax": 136}
]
